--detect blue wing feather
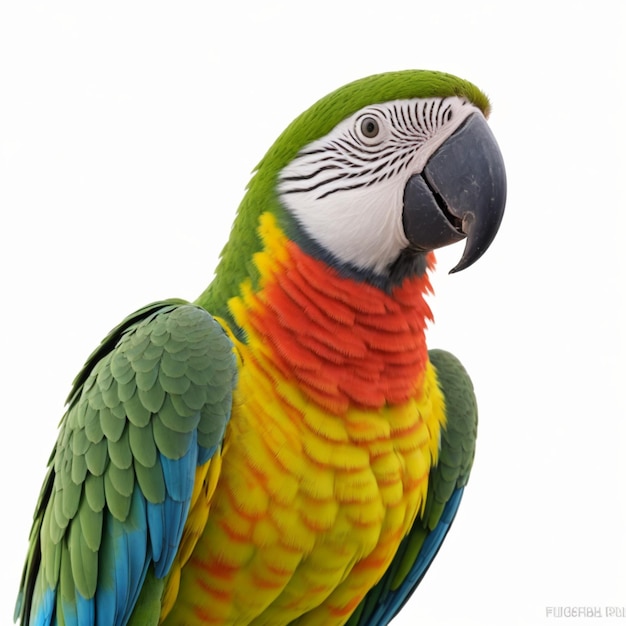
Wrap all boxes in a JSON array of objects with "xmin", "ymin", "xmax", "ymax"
[
  {"xmin": 59, "ymin": 600, "xmax": 78, "ymax": 626},
  {"xmin": 95, "ymin": 489, "xmax": 149, "ymax": 626},
  {"xmin": 75, "ymin": 594, "xmax": 94, "ymax": 626},
  {"xmin": 146, "ymin": 502, "xmax": 166, "ymax": 566},
  {"xmin": 151, "ymin": 439, "xmax": 198, "ymax": 578}
]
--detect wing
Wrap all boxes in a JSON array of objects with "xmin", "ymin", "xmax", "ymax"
[
  {"xmin": 347, "ymin": 349, "xmax": 478, "ymax": 626},
  {"xmin": 15, "ymin": 300, "xmax": 237, "ymax": 626}
]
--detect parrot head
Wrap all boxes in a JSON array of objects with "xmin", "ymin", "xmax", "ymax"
[
  {"xmin": 204, "ymin": 70, "xmax": 506, "ymax": 315},
  {"xmin": 274, "ymin": 73, "xmax": 506, "ymax": 279}
]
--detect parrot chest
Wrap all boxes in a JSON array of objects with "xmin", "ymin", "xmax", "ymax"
[{"xmin": 167, "ymin": 342, "xmax": 444, "ymax": 626}]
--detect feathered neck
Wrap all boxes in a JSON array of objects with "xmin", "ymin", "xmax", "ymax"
[{"xmin": 216, "ymin": 212, "xmax": 435, "ymax": 414}]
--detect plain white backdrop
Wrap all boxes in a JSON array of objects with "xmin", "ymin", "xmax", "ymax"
[{"xmin": 1, "ymin": 2, "xmax": 624, "ymax": 625}]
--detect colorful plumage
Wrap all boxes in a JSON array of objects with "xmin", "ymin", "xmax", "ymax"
[{"xmin": 15, "ymin": 70, "xmax": 506, "ymax": 625}]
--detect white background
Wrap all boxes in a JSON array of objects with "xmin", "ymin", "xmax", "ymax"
[{"xmin": 1, "ymin": 2, "xmax": 624, "ymax": 625}]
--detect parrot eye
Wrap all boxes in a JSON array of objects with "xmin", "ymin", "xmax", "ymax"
[
  {"xmin": 356, "ymin": 114, "xmax": 384, "ymax": 145},
  {"xmin": 361, "ymin": 117, "xmax": 379, "ymax": 138}
]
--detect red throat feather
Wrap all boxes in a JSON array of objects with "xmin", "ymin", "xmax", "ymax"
[{"xmin": 230, "ymin": 213, "xmax": 435, "ymax": 414}]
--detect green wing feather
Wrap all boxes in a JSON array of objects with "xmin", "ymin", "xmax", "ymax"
[
  {"xmin": 422, "ymin": 348, "xmax": 478, "ymax": 527},
  {"xmin": 15, "ymin": 300, "xmax": 237, "ymax": 626}
]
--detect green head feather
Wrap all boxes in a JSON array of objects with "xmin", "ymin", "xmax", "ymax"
[
  {"xmin": 256, "ymin": 70, "xmax": 490, "ymax": 179},
  {"xmin": 196, "ymin": 70, "xmax": 490, "ymax": 324}
]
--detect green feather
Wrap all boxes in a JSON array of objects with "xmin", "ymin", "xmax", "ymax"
[
  {"xmin": 69, "ymin": 516, "xmax": 97, "ymax": 598},
  {"xmin": 70, "ymin": 451, "xmax": 88, "ymax": 485},
  {"xmin": 83, "ymin": 401, "xmax": 104, "ymax": 443},
  {"xmin": 101, "ymin": 381, "xmax": 120, "ymax": 411},
  {"xmin": 87, "ymin": 386, "xmax": 105, "ymax": 411},
  {"xmin": 158, "ymin": 396, "xmax": 198, "ymax": 433},
  {"xmin": 134, "ymin": 458, "xmax": 166, "ymax": 503},
  {"xmin": 160, "ymin": 350, "xmax": 189, "ymax": 377},
  {"xmin": 124, "ymin": 391, "xmax": 151, "ymax": 426},
  {"xmin": 84, "ymin": 438, "xmax": 108, "ymax": 475},
  {"xmin": 71, "ymin": 428, "xmax": 90, "ymax": 456},
  {"xmin": 117, "ymin": 377, "xmax": 137, "ymax": 403},
  {"xmin": 99, "ymin": 405, "xmax": 126, "ymax": 442},
  {"xmin": 108, "ymin": 427, "xmax": 133, "ymax": 469},
  {"xmin": 137, "ymin": 385, "xmax": 166, "ymax": 414},
  {"xmin": 58, "ymin": 541, "xmax": 75, "ymax": 604},
  {"xmin": 389, "ymin": 527, "xmax": 429, "ymax": 591},
  {"xmin": 169, "ymin": 392, "xmax": 199, "ymax": 418},
  {"xmin": 121, "ymin": 336, "xmax": 152, "ymax": 364},
  {"xmin": 135, "ymin": 366, "xmax": 160, "ymax": 392},
  {"xmin": 128, "ymin": 422, "xmax": 157, "ymax": 467},
  {"xmin": 61, "ymin": 475, "xmax": 81, "ymax": 520},
  {"xmin": 109, "ymin": 351, "xmax": 133, "ymax": 383},
  {"xmin": 104, "ymin": 470, "xmax": 132, "ymax": 520},
  {"xmin": 180, "ymin": 382, "xmax": 207, "ymax": 412},
  {"xmin": 424, "ymin": 348, "xmax": 478, "ymax": 528},
  {"xmin": 127, "ymin": 569, "xmax": 164, "ymax": 626},
  {"xmin": 83, "ymin": 472, "xmax": 105, "ymax": 512},
  {"xmin": 152, "ymin": 416, "xmax": 194, "ymax": 459},
  {"xmin": 158, "ymin": 370, "xmax": 191, "ymax": 395},
  {"xmin": 107, "ymin": 460, "xmax": 135, "ymax": 498}
]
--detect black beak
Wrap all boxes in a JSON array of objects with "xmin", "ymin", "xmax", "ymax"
[{"xmin": 402, "ymin": 113, "xmax": 507, "ymax": 273}]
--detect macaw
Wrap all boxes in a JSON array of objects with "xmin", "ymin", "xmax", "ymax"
[{"xmin": 15, "ymin": 69, "xmax": 506, "ymax": 626}]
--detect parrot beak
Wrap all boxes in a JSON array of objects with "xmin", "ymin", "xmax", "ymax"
[{"xmin": 402, "ymin": 113, "xmax": 507, "ymax": 273}]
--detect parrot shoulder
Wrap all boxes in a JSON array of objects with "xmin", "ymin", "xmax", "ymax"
[{"xmin": 15, "ymin": 299, "xmax": 237, "ymax": 626}]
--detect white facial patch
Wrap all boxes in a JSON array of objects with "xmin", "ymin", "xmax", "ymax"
[{"xmin": 277, "ymin": 97, "xmax": 480, "ymax": 275}]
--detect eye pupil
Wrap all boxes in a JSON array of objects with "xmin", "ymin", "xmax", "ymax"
[{"xmin": 361, "ymin": 116, "xmax": 380, "ymax": 139}]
